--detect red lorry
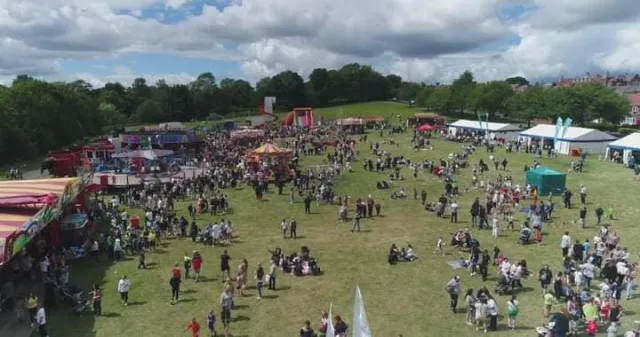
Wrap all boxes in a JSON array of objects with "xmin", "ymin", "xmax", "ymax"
[{"xmin": 42, "ymin": 140, "xmax": 114, "ymax": 177}]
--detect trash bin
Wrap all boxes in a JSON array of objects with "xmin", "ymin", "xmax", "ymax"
[{"xmin": 130, "ymin": 216, "xmax": 140, "ymax": 229}]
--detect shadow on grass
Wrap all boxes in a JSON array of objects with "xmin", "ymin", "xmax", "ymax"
[
  {"xmin": 232, "ymin": 315, "xmax": 251, "ymax": 322},
  {"xmin": 127, "ymin": 301, "xmax": 147, "ymax": 306},
  {"xmin": 262, "ymin": 294, "xmax": 279, "ymax": 299},
  {"xmin": 101, "ymin": 312, "xmax": 121, "ymax": 318},
  {"xmin": 233, "ymin": 304, "xmax": 249, "ymax": 310},
  {"xmin": 196, "ymin": 277, "xmax": 217, "ymax": 283},
  {"xmin": 178, "ymin": 298, "xmax": 197, "ymax": 303},
  {"xmin": 182, "ymin": 289, "xmax": 198, "ymax": 294},
  {"xmin": 273, "ymin": 286, "xmax": 291, "ymax": 291}
]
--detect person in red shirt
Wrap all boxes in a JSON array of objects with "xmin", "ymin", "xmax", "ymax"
[
  {"xmin": 170, "ymin": 262, "xmax": 182, "ymax": 304},
  {"xmin": 184, "ymin": 317, "xmax": 200, "ymax": 337},
  {"xmin": 172, "ymin": 262, "xmax": 182, "ymax": 279},
  {"xmin": 92, "ymin": 285, "xmax": 102, "ymax": 316},
  {"xmin": 191, "ymin": 251, "xmax": 203, "ymax": 282}
]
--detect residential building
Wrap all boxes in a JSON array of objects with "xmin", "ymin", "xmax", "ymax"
[{"xmin": 622, "ymin": 93, "xmax": 640, "ymax": 125}]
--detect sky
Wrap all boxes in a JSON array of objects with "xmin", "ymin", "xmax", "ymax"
[{"xmin": 1, "ymin": 0, "xmax": 640, "ymax": 87}]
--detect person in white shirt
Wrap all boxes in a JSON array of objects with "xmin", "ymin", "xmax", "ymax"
[
  {"xmin": 36, "ymin": 304, "xmax": 49, "ymax": 337},
  {"xmin": 111, "ymin": 196, "xmax": 119, "ymax": 211},
  {"xmin": 117, "ymin": 275, "xmax": 130, "ymax": 305},
  {"xmin": 120, "ymin": 210, "xmax": 128, "ymax": 228},
  {"xmin": 40, "ymin": 257, "xmax": 50, "ymax": 280},
  {"xmin": 450, "ymin": 201, "xmax": 458, "ymax": 223},
  {"xmin": 560, "ymin": 232, "xmax": 571, "ymax": 257},
  {"xmin": 113, "ymin": 238, "xmax": 123, "ymax": 261},
  {"xmin": 280, "ymin": 219, "xmax": 288, "ymax": 239},
  {"xmin": 487, "ymin": 297, "xmax": 499, "ymax": 331},
  {"xmin": 491, "ymin": 216, "xmax": 499, "ymax": 238}
]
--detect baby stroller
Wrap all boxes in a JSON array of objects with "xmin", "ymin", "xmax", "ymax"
[
  {"xmin": 518, "ymin": 229, "xmax": 532, "ymax": 245},
  {"xmin": 495, "ymin": 273, "xmax": 514, "ymax": 295}
]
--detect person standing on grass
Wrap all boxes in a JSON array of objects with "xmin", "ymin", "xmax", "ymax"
[
  {"xmin": 255, "ymin": 263, "xmax": 265, "ymax": 299},
  {"xmin": 118, "ymin": 275, "xmax": 130, "ymax": 306},
  {"xmin": 300, "ymin": 320, "xmax": 314, "ymax": 337},
  {"xmin": 487, "ymin": 295, "xmax": 498, "ymax": 331},
  {"xmin": 450, "ymin": 200, "xmax": 458, "ymax": 223},
  {"xmin": 184, "ymin": 317, "xmax": 201, "ymax": 337},
  {"xmin": 171, "ymin": 263, "xmax": 182, "ymax": 304},
  {"xmin": 207, "ymin": 310, "xmax": 217, "ymax": 337},
  {"xmin": 268, "ymin": 261, "xmax": 277, "ymax": 290},
  {"xmin": 91, "ymin": 239, "xmax": 100, "ymax": 263},
  {"xmin": 280, "ymin": 219, "xmax": 289, "ymax": 239},
  {"xmin": 138, "ymin": 250, "xmax": 146, "ymax": 269},
  {"xmin": 506, "ymin": 295, "xmax": 519, "ymax": 330},
  {"xmin": 92, "ymin": 285, "xmax": 102, "ymax": 316},
  {"xmin": 25, "ymin": 292, "xmax": 38, "ymax": 327},
  {"xmin": 184, "ymin": 252, "xmax": 192, "ymax": 278},
  {"xmin": 36, "ymin": 303, "xmax": 49, "ymax": 337},
  {"xmin": 445, "ymin": 275, "xmax": 461, "ymax": 313},
  {"xmin": 192, "ymin": 251, "xmax": 203, "ymax": 282},
  {"xmin": 290, "ymin": 218, "xmax": 297, "ymax": 239},
  {"xmin": 220, "ymin": 288, "xmax": 233, "ymax": 333},
  {"xmin": 560, "ymin": 231, "xmax": 571, "ymax": 257},
  {"xmin": 220, "ymin": 250, "xmax": 231, "ymax": 281}
]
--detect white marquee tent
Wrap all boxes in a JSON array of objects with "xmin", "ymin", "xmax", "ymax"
[
  {"xmin": 605, "ymin": 132, "xmax": 640, "ymax": 164},
  {"xmin": 447, "ymin": 119, "xmax": 522, "ymax": 140},
  {"xmin": 519, "ymin": 124, "xmax": 617, "ymax": 155}
]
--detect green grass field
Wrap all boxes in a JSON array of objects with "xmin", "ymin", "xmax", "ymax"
[{"xmin": 37, "ymin": 102, "xmax": 640, "ymax": 337}]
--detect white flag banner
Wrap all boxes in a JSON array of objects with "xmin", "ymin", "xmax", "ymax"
[
  {"xmin": 352, "ymin": 286, "xmax": 371, "ymax": 337},
  {"xmin": 327, "ymin": 303, "xmax": 336, "ymax": 337},
  {"xmin": 264, "ymin": 96, "xmax": 276, "ymax": 114}
]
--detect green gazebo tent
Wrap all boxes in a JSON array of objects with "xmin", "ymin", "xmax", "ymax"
[{"xmin": 526, "ymin": 167, "xmax": 566, "ymax": 196}]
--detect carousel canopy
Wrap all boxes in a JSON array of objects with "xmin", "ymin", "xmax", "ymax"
[
  {"xmin": 112, "ymin": 149, "xmax": 174, "ymax": 160},
  {"xmin": 248, "ymin": 142, "xmax": 291, "ymax": 156},
  {"xmin": 417, "ymin": 124, "xmax": 435, "ymax": 132}
]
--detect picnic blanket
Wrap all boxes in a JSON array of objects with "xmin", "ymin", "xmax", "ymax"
[{"xmin": 447, "ymin": 260, "xmax": 469, "ymax": 269}]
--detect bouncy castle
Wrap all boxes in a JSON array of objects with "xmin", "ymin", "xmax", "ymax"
[{"xmin": 283, "ymin": 108, "xmax": 315, "ymax": 127}]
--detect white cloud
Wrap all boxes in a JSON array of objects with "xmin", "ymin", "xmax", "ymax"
[
  {"xmin": 70, "ymin": 66, "xmax": 196, "ymax": 87},
  {"xmin": 0, "ymin": 0, "xmax": 639, "ymax": 85}
]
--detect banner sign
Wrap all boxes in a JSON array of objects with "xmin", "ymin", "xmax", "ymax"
[
  {"xmin": 554, "ymin": 117, "xmax": 563, "ymax": 142},
  {"xmin": 264, "ymin": 97, "xmax": 276, "ymax": 114},
  {"xmin": 7, "ymin": 205, "xmax": 62, "ymax": 261},
  {"xmin": 562, "ymin": 117, "xmax": 573, "ymax": 138},
  {"xmin": 121, "ymin": 132, "xmax": 200, "ymax": 145}
]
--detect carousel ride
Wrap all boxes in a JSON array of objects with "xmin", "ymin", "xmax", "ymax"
[{"xmin": 245, "ymin": 142, "xmax": 293, "ymax": 180}]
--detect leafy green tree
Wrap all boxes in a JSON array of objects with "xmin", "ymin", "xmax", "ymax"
[{"xmin": 450, "ymin": 71, "xmax": 475, "ymax": 116}]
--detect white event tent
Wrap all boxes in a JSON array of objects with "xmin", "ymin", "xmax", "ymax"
[
  {"xmin": 519, "ymin": 124, "xmax": 617, "ymax": 155},
  {"xmin": 447, "ymin": 119, "xmax": 522, "ymax": 140},
  {"xmin": 605, "ymin": 132, "xmax": 640, "ymax": 164}
]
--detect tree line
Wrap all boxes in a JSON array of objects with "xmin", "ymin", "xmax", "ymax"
[{"xmin": 0, "ymin": 66, "xmax": 631, "ymax": 166}]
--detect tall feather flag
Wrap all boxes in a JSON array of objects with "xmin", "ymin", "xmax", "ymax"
[
  {"xmin": 352, "ymin": 286, "xmax": 371, "ymax": 337},
  {"xmin": 554, "ymin": 117, "xmax": 563, "ymax": 143},
  {"xmin": 562, "ymin": 117, "xmax": 573, "ymax": 138},
  {"xmin": 327, "ymin": 303, "xmax": 336, "ymax": 337}
]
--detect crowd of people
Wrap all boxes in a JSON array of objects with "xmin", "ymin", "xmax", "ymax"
[{"xmin": 3, "ymin": 121, "xmax": 640, "ymax": 337}]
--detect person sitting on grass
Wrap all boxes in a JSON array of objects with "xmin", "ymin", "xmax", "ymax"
[{"xmin": 388, "ymin": 244, "xmax": 400, "ymax": 265}]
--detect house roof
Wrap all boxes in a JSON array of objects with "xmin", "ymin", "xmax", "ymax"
[
  {"xmin": 608, "ymin": 132, "xmax": 640, "ymax": 151},
  {"xmin": 628, "ymin": 93, "xmax": 640, "ymax": 107},
  {"xmin": 520, "ymin": 124, "xmax": 617, "ymax": 142},
  {"xmin": 448, "ymin": 119, "xmax": 522, "ymax": 132},
  {"xmin": 0, "ymin": 178, "xmax": 79, "ymax": 207},
  {"xmin": 0, "ymin": 208, "xmax": 39, "ymax": 244}
]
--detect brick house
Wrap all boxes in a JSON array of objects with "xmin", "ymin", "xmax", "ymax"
[{"xmin": 623, "ymin": 93, "xmax": 640, "ymax": 125}]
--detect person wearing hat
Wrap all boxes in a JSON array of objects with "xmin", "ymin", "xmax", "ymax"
[{"xmin": 445, "ymin": 275, "xmax": 461, "ymax": 313}]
